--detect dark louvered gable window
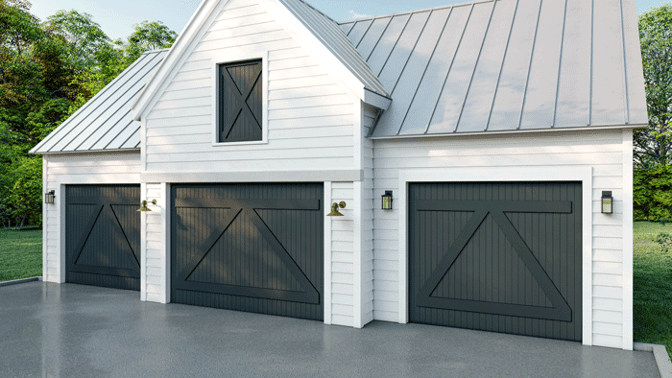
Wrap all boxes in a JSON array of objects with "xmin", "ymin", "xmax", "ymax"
[{"xmin": 219, "ymin": 60, "xmax": 263, "ymax": 143}]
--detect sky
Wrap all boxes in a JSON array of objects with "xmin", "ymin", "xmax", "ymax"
[{"xmin": 29, "ymin": 0, "xmax": 671, "ymax": 41}]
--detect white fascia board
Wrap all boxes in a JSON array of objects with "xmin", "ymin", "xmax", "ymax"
[
  {"xmin": 131, "ymin": 0, "xmax": 218, "ymax": 121},
  {"xmin": 364, "ymin": 90, "xmax": 391, "ymax": 111},
  {"xmin": 258, "ymin": 0, "xmax": 376, "ymax": 106}
]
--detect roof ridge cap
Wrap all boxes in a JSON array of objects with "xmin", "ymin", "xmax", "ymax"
[
  {"xmin": 294, "ymin": 0, "xmax": 340, "ymax": 25},
  {"xmin": 337, "ymin": 0, "xmax": 497, "ymax": 25}
]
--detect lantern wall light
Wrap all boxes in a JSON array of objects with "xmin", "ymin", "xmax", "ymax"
[
  {"xmin": 382, "ymin": 191, "xmax": 393, "ymax": 210},
  {"xmin": 601, "ymin": 191, "xmax": 613, "ymax": 214},
  {"xmin": 44, "ymin": 190, "xmax": 56, "ymax": 205}
]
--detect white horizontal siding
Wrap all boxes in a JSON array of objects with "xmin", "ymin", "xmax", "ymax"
[
  {"xmin": 142, "ymin": 183, "xmax": 164, "ymax": 303},
  {"xmin": 145, "ymin": 0, "xmax": 357, "ymax": 174},
  {"xmin": 329, "ymin": 182, "xmax": 354, "ymax": 327},
  {"xmin": 42, "ymin": 152, "xmax": 141, "ymax": 284},
  {"xmin": 361, "ymin": 104, "xmax": 377, "ymax": 326},
  {"xmin": 372, "ymin": 129, "xmax": 628, "ymax": 348}
]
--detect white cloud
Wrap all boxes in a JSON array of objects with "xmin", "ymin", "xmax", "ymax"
[{"xmin": 348, "ymin": 10, "xmax": 372, "ymax": 20}]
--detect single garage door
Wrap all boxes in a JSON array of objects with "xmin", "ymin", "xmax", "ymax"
[
  {"xmin": 66, "ymin": 185, "xmax": 141, "ymax": 291},
  {"xmin": 171, "ymin": 184, "xmax": 324, "ymax": 320},
  {"xmin": 409, "ymin": 182, "xmax": 582, "ymax": 341}
]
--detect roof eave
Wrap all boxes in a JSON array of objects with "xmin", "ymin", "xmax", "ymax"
[
  {"xmin": 33, "ymin": 148, "xmax": 141, "ymax": 156},
  {"xmin": 364, "ymin": 89, "xmax": 392, "ymax": 111},
  {"xmin": 368, "ymin": 124, "xmax": 648, "ymax": 140}
]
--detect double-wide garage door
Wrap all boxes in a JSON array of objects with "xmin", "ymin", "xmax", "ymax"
[
  {"xmin": 171, "ymin": 184, "xmax": 324, "ymax": 320},
  {"xmin": 66, "ymin": 185, "xmax": 141, "ymax": 291},
  {"xmin": 409, "ymin": 182, "xmax": 582, "ymax": 341}
]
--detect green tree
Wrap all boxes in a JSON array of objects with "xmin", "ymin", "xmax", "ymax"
[
  {"xmin": 636, "ymin": 5, "xmax": 672, "ymax": 168},
  {"xmin": 0, "ymin": 0, "xmax": 78, "ymax": 228},
  {"xmin": 0, "ymin": 0, "xmax": 178, "ymax": 228},
  {"xmin": 45, "ymin": 10, "xmax": 111, "ymax": 69},
  {"xmin": 124, "ymin": 21, "xmax": 176, "ymax": 61}
]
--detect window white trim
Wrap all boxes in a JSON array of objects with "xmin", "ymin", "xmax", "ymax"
[
  {"xmin": 397, "ymin": 166, "xmax": 594, "ymax": 346},
  {"xmin": 211, "ymin": 51, "xmax": 269, "ymax": 147}
]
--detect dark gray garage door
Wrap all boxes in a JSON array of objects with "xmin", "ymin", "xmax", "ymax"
[
  {"xmin": 171, "ymin": 184, "xmax": 324, "ymax": 320},
  {"xmin": 409, "ymin": 182, "xmax": 582, "ymax": 341},
  {"xmin": 66, "ymin": 185, "xmax": 141, "ymax": 291}
]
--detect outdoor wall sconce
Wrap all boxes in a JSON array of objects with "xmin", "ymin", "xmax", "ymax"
[
  {"xmin": 382, "ymin": 191, "xmax": 393, "ymax": 210},
  {"xmin": 327, "ymin": 201, "xmax": 347, "ymax": 217},
  {"xmin": 601, "ymin": 191, "xmax": 613, "ymax": 214},
  {"xmin": 44, "ymin": 190, "xmax": 56, "ymax": 205},
  {"xmin": 138, "ymin": 199, "xmax": 157, "ymax": 212}
]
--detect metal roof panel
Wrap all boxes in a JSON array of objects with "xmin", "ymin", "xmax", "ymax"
[
  {"xmin": 31, "ymin": 50, "xmax": 167, "ymax": 154},
  {"xmin": 350, "ymin": 0, "xmax": 648, "ymax": 138}
]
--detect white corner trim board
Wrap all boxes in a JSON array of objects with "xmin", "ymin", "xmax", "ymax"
[{"xmin": 396, "ymin": 166, "xmax": 594, "ymax": 346}]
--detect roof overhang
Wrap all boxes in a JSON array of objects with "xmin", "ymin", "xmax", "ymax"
[{"xmin": 367, "ymin": 124, "xmax": 648, "ymax": 140}]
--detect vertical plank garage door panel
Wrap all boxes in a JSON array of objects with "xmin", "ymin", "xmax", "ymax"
[
  {"xmin": 409, "ymin": 182, "xmax": 582, "ymax": 341},
  {"xmin": 172, "ymin": 184, "xmax": 324, "ymax": 320},
  {"xmin": 66, "ymin": 185, "xmax": 141, "ymax": 291}
]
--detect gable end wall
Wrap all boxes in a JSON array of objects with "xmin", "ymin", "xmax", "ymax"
[{"xmin": 142, "ymin": 0, "xmax": 359, "ymax": 174}]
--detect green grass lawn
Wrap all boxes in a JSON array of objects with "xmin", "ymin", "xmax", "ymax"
[
  {"xmin": 634, "ymin": 221, "xmax": 672, "ymax": 359},
  {"xmin": 0, "ymin": 228, "xmax": 42, "ymax": 282}
]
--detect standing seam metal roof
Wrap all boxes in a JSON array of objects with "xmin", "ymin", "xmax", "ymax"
[
  {"xmin": 30, "ymin": 50, "xmax": 168, "ymax": 154},
  {"xmin": 339, "ymin": 0, "xmax": 648, "ymax": 138}
]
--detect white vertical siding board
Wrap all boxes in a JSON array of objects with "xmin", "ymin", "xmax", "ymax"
[
  {"xmin": 425, "ymin": 3, "xmax": 493, "ymax": 135},
  {"xmin": 621, "ymin": 0, "xmax": 648, "ymax": 125},
  {"xmin": 380, "ymin": 8, "xmax": 452, "ymax": 135},
  {"xmin": 458, "ymin": 0, "xmax": 517, "ymax": 133},
  {"xmin": 42, "ymin": 159, "xmax": 49, "ymax": 279},
  {"xmin": 622, "ymin": 129, "xmax": 634, "ymax": 350},
  {"xmin": 353, "ymin": 181, "xmax": 363, "ymax": 328},
  {"xmin": 591, "ymin": 0, "xmax": 627, "ymax": 126},
  {"xmin": 140, "ymin": 183, "xmax": 148, "ymax": 301},
  {"xmin": 365, "ymin": 15, "xmax": 412, "ymax": 76},
  {"xmin": 554, "ymin": 0, "xmax": 594, "ymax": 128},
  {"xmin": 519, "ymin": 0, "xmax": 566, "ymax": 130}
]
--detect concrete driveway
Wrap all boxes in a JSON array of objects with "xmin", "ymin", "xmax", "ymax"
[{"xmin": 0, "ymin": 282, "xmax": 660, "ymax": 378}]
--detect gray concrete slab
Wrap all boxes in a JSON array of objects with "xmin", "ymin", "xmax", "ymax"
[{"xmin": 0, "ymin": 282, "xmax": 659, "ymax": 378}]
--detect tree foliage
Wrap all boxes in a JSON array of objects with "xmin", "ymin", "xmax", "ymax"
[
  {"xmin": 45, "ymin": 10, "xmax": 110, "ymax": 69},
  {"xmin": 634, "ymin": 166, "xmax": 672, "ymax": 221},
  {"xmin": 125, "ymin": 21, "xmax": 176, "ymax": 61},
  {"xmin": 0, "ymin": 0, "xmax": 177, "ymax": 229},
  {"xmin": 636, "ymin": 6, "xmax": 672, "ymax": 168}
]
